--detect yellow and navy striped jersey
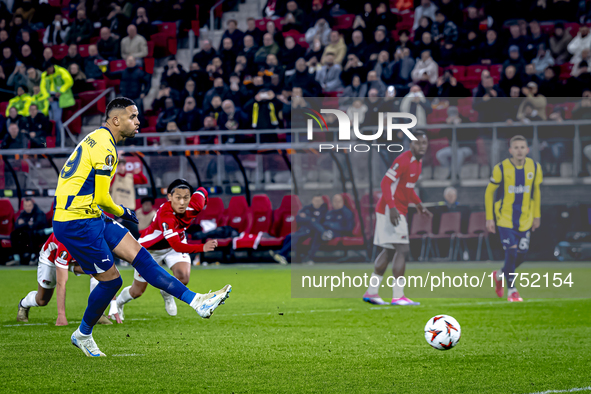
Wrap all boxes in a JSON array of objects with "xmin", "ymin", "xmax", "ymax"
[
  {"xmin": 54, "ymin": 127, "xmax": 119, "ymax": 222},
  {"xmin": 485, "ymin": 157, "xmax": 543, "ymax": 231}
]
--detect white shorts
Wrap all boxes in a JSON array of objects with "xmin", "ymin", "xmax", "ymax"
[
  {"xmin": 134, "ymin": 248, "xmax": 190, "ymax": 282},
  {"xmin": 37, "ymin": 263, "xmax": 57, "ymax": 289},
  {"xmin": 373, "ymin": 208, "xmax": 409, "ymax": 249}
]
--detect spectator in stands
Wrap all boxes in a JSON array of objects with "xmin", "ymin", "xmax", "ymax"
[
  {"xmin": 366, "ymin": 69, "xmax": 386, "ymax": 96},
  {"xmin": 305, "ymin": 18, "xmax": 331, "ymax": 47},
  {"xmin": 2, "ymin": 47, "xmax": 16, "ymax": 76},
  {"xmin": 503, "ymin": 45, "xmax": 527, "ymax": 76},
  {"xmin": 107, "ymin": 56, "xmax": 151, "ymax": 116},
  {"xmin": 316, "ymin": 52, "xmax": 343, "ymax": 91},
  {"xmin": 1, "ymin": 122, "xmax": 26, "ymax": 149},
  {"xmin": 549, "ymin": 22, "xmax": 572, "ymax": 64},
  {"xmin": 400, "ymin": 85, "xmax": 431, "ymax": 125},
  {"xmin": 413, "ymin": 0, "xmax": 438, "ymax": 31},
  {"xmin": 281, "ymin": 1, "xmax": 306, "ymax": 33},
  {"xmin": 539, "ymin": 66, "xmax": 563, "ymax": 97},
  {"xmin": 7, "ymin": 62, "xmax": 28, "ymax": 92},
  {"xmin": 411, "ymin": 49, "xmax": 438, "ymax": 84},
  {"xmin": 42, "ymin": 48, "xmax": 57, "ymax": 68},
  {"xmin": 84, "ymin": 45, "xmax": 104, "ymax": 81},
  {"xmin": 219, "ymin": 99, "xmax": 249, "ymax": 142},
  {"xmin": 136, "ymin": 196, "xmax": 156, "ymax": 232},
  {"xmin": 417, "ymin": 30, "xmax": 441, "ymax": 61},
  {"xmin": 198, "ymin": 116, "xmax": 219, "ymax": 144},
  {"xmin": 352, "ymin": 3, "xmax": 374, "ymax": 35},
  {"xmin": 385, "ymin": 47, "xmax": 414, "ymax": 89},
  {"xmin": 532, "ymin": 45, "xmax": 555, "ymax": 76},
  {"xmin": 241, "ymin": 34, "xmax": 259, "ymax": 67},
  {"xmin": 571, "ymin": 49, "xmax": 591, "ymax": 77},
  {"xmin": 6, "ymin": 85, "xmax": 31, "ymax": 116},
  {"xmin": 341, "ymin": 53, "xmax": 366, "ymax": 86},
  {"xmin": 366, "ymin": 26, "xmax": 393, "ymax": 62},
  {"xmin": 61, "ymin": 44, "xmax": 84, "ymax": 71},
  {"xmin": 341, "ymin": 74, "xmax": 366, "ymax": 98},
  {"xmin": 41, "ymin": 63, "xmax": 74, "ymax": 144},
  {"xmin": 9, "ymin": 15, "xmax": 25, "ymax": 41},
  {"xmin": 121, "ymin": 24, "xmax": 148, "ymax": 63},
  {"xmin": 526, "ymin": 20, "xmax": 549, "ymax": 61},
  {"xmin": 43, "ymin": 14, "xmax": 69, "ymax": 46},
  {"xmin": 6, "ymin": 106, "xmax": 22, "ymax": 129},
  {"xmin": 161, "ymin": 57, "xmax": 187, "ymax": 93},
  {"xmin": 18, "ymin": 30, "xmax": 41, "ymax": 58},
  {"xmin": 270, "ymin": 194, "xmax": 328, "ymax": 265},
  {"xmin": 499, "ymin": 65, "xmax": 523, "ymax": 96},
  {"xmin": 245, "ymin": 18, "xmax": 262, "ymax": 46},
  {"xmin": 435, "ymin": 107, "xmax": 473, "ymax": 171},
  {"xmin": 254, "ymin": 33, "xmax": 280, "ymax": 65},
  {"xmin": 222, "ymin": 20, "xmax": 244, "ymax": 51},
  {"xmin": 432, "ymin": 10, "xmax": 458, "ymax": 43},
  {"xmin": 204, "ymin": 77, "xmax": 229, "ymax": 105},
  {"xmin": 68, "ymin": 63, "xmax": 90, "ymax": 95},
  {"xmin": 432, "ymin": 186, "xmax": 470, "ymax": 235},
  {"xmin": 219, "ymin": 37, "xmax": 238, "ymax": 77},
  {"xmin": 346, "ymin": 30, "xmax": 366, "ymax": 64},
  {"xmin": 282, "ymin": 36, "xmax": 305, "ymax": 73},
  {"xmin": 19, "ymin": 44, "xmax": 39, "ymax": 70},
  {"xmin": 321, "ymin": 31, "xmax": 346, "ymax": 65},
  {"xmin": 156, "ymin": 97, "xmax": 180, "ymax": 132},
  {"xmin": 29, "ymin": 85, "xmax": 49, "ymax": 116},
  {"xmin": 205, "ymin": 95, "xmax": 224, "ymax": 120},
  {"xmin": 507, "ymin": 24, "xmax": 528, "ymax": 58},
  {"xmin": 110, "ymin": 157, "xmax": 140, "ymax": 239},
  {"xmin": 415, "ymin": 16, "xmax": 433, "ymax": 43},
  {"xmin": 0, "ymin": 65, "xmax": 8, "ymax": 103},
  {"xmin": 133, "ymin": 7, "xmax": 156, "ymax": 41},
  {"xmin": 287, "ymin": 58, "xmax": 320, "ymax": 96},
  {"xmin": 176, "ymin": 96, "xmax": 201, "ymax": 131},
  {"xmin": 97, "ymin": 27, "xmax": 120, "ymax": 61},
  {"xmin": 180, "ymin": 79, "xmax": 198, "ymax": 105},
  {"xmin": 438, "ymin": 40, "xmax": 459, "ymax": 68},
  {"xmin": 0, "ymin": 29, "xmax": 10, "ymax": 52},
  {"xmin": 153, "ymin": 82, "xmax": 180, "ymax": 112},
  {"xmin": 14, "ymin": 0, "xmax": 36, "ymax": 24},
  {"xmin": 479, "ymin": 30, "xmax": 503, "ymax": 65},
  {"xmin": 568, "ymin": 26, "xmax": 591, "ymax": 67},
  {"xmin": 305, "ymin": 38, "xmax": 324, "ymax": 70},
  {"xmin": 245, "ymin": 88, "xmax": 280, "ymax": 139},
  {"xmin": 193, "ymin": 39, "xmax": 216, "ymax": 70},
  {"xmin": 436, "ymin": 68, "xmax": 469, "ymax": 97},
  {"xmin": 517, "ymin": 81, "xmax": 547, "ymax": 120},
  {"xmin": 310, "ymin": 194, "xmax": 354, "ymax": 261},
  {"xmin": 7, "ymin": 198, "xmax": 48, "ymax": 265},
  {"xmin": 265, "ymin": 20, "xmax": 284, "ymax": 49},
  {"xmin": 67, "ymin": 9, "xmax": 93, "ymax": 45},
  {"xmin": 21, "ymin": 103, "xmax": 50, "ymax": 148}
]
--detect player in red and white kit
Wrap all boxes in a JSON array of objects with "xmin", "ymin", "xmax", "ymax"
[
  {"xmin": 363, "ymin": 131, "xmax": 432, "ymax": 306},
  {"xmin": 17, "ymin": 234, "xmax": 91, "ymax": 325},
  {"xmin": 112, "ymin": 179, "xmax": 219, "ymax": 320}
]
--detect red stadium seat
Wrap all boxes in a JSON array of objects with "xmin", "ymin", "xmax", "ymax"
[
  {"xmin": 333, "ymin": 14, "xmax": 355, "ymax": 30},
  {"xmin": 90, "ymin": 36, "xmax": 100, "ymax": 44},
  {"xmin": 0, "ymin": 198, "xmax": 15, "ymax": 242},
  {"xmin": 157, "ymin": 22, "xmax": 177, "ymax": 39},
  {"xmin": 0, "ymin": 101, "xmax": 8, "ymax": 116},
  {"xmin": 147, "ymin": 41, "xmax": 154, "ymax": 57},
  {"xmin": 454, "ymin": 212, "xmax": 493, "ymax": 261},
  {"xmin": 426, "ymin": 212, "xmax": 461, "ymax": 260},
  {"xmin": 259, "ymin": 195, "xmax": 301, "ymax": 248},
  {"xmin": 540, "ymin": 22, "xmax": 555, "ymax": 35},
  {"xmin": 78, "ymin": 44, "xmax": 90, "ymax": 57},
  {"xmin": 191, "ymin": 20, "xmax": 200, "ymax": 36},
  {"xmin": 565, "ymin": 23, "xmax": 580, "ymax": 37},
  {"xmin": 340, "ymin": 193, "xmax": 364, "ymax": 246},
  {"xmin": 449, "ymin": 65, "xmax": 466, "ymax": 79},
  {"xmin": 62, "ymin": 99, "xmax": 82, "ymax": 134},
  {"xmin": 110, "ymin": 59, "xmax": 126, "ymax": 73},
  {"xmin": 560, "ymin": 63, "xmax": 574, "ymax": 79},
  {"xmin": 144, "ymin": 57, "xmax": 155, "ymax": 74},
  {"xmin": 195, "ymin": 197, "xmax": 225, "ymax": 225},
  {"xmin": 46, "ymin": 136, "xmax": 56, "ymax": 148},
  {"xmin": 464, "ymin": 65, "xmax": 487, "ymax": 81},
  {"xmin": 409, "ymin": 212, "xmax": 433, "ymax": 261},
  {"xmin": 48, "ymin": 0, "xmax": 61, "ymax": 7},
  {"xmin": 78, "ymin": 80, "xmax": 106, "ymax": 115},
  {"xmin": 296, "ymin": 35, "xmax": 309, "ymax": 48},
  {"xmin": 234, "ymin": 194, "xmax": 273, "ymax": 250},
  {"xmin": 216, "ymin": 196, "xmax": 252, "ymax": 248},
  {"xmin": 52, "ymin": 44, "xmax": 68, "ymax": 61}
]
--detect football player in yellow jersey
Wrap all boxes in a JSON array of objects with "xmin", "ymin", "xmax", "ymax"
[
  {"xmin": 53, "ymin": 97, "xmax": 231, "ymax": 357},
  {"xmin": 485, "ymin": 135, "xmax": 543, "ymax": 302}
]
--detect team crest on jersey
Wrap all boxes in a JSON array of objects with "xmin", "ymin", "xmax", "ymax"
[
  {"xmin": 105, "ymin": 155, "xmax": 115, "ymax": 167},
  {"xmin": 59, "ymin": 251, "xmax": 68, "ymax": 260},
  {"xmin": 527, "ymin": 172, "xmax": 534, "ymax": 180},
  {"xmin": 162, "ymin": 223, "xmax": 169, "ymax": 231}
]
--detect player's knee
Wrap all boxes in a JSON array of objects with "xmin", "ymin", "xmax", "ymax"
[
  {"xmin": 176, "ymin": 271, "xmax": 190, "ymax": 285},
  {"xmin": 396, "ymin": 244, "xmax": 410, "ymax": 258},
  {"xmin": 130, "ymin": 284, "xmax": 146, "ymax": 299},
  {"xmin": 36, "ymin": 297, "xmax": 49, "ymax": 307}
]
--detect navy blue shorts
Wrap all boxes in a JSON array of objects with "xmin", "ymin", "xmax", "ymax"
[
  {"xmin": 498, "ymin": 227, "xmax": 531, "ymax": 253},
  {"xmin": 54, "ymin": 216, "xmax": 128, "ymax": 275}
]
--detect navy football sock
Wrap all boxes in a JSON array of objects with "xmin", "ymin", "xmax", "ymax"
[
  {"xmin": 79, "ymin": 276, "xmax": 122, "ymax": 335},
  {"xmin": 132, "ymin": 248, "xmax": 196, "ymax": 304},
  {"xmin": 503, "ymin": 248, "xmax": 518, "ymax": 289},
  {"xmin": 515, "ymin": 252, "xmax": 527, "ymax": 269}
]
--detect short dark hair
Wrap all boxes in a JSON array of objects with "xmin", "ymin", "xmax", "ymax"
[
  {"xmin": 167, "ymin": 179, "xmax": 194, "ymax": 195},
  {"xmin": 510, "ymin": 135, "xmax": 527, "ymax": 146},
  {"xmin": 106, "ymin": 97, "xmax": 135, "ymax": 119},
  {"xmin": 413, "ymin": 130, "xmax": 427, "ymax": 139},
  {"xmin": 141, "ymin": 196, "xmax": 155, "ymax": 205}
]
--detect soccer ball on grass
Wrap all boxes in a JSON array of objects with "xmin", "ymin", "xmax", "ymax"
[{"xmin": 424, "ymin": 315, "xmax": 461, "ymax": 350}]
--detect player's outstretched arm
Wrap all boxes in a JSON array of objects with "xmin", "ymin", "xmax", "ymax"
[{"xmin": 95, "ymin": 172, "xmax": 125, "ymax": 217}]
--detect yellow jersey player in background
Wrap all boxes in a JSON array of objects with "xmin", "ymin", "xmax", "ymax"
[
  {"xmin": 485, "ymin": 135, "xmax": 543, "ymax": 302},
  {"xmin": 53, "ymin": 97, "xmax": 231, "ymax": 357}
]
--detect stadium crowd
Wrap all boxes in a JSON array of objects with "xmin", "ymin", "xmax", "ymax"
[{"xmin": 1, "ymin": 0, "xmax": 591, "ymax": 151}]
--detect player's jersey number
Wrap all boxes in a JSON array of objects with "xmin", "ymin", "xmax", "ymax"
[{"xmin": 61, "ymin": 145, "xmax": 83, "ymax": 179}]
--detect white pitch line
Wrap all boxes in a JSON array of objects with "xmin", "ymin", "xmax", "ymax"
[
  {"xmin": 525, "ymin": 386, "xmax": 591, "ymax": 394},
  {"xmin": 111, "ymin": 353, "xmax": 145, "ymax": 357},
  {"xmin": 3, "ymin": 323, "xmax": 48, "ymax": 327}
]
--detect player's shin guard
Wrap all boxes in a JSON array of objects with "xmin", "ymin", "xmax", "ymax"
[
  {"xmin": 79, "ymin": 276, "xmax": 122, "ymax": 335},
  {"xmin": 503, "ymin": 248, "xmax": 518, "ymax": 290},
  {"xmin": 131, "ymin": 248, "xmax": 196, "ymax": 304}
]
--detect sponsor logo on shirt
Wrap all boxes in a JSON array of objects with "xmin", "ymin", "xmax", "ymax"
[
  {"xmin": 406, "ymin": 182, "xmax": 416, "ymax": 188},
  {"xmin": 508, "ymin": 185, "xmax": 530, "ymax": 194}
]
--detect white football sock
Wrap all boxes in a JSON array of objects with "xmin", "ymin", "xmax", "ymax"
[
  {"xmin": 367, "ymin": 273, "xmax": 383, "ymax": 294},
  {"xmin": 89, "ymin": 277, "xmax": 99, "ymax": 293},
  {"xmin": 507, "ymin": 287, "xmax": 518, "ymax": 296},
  {"xmin": 496, "ymin": 270, "xmax": 503, "ymax": 280},
  {"xmin": 393, "ymin": 277, "xmax": 405, "ymax": 299},
  {"xmin": 116, "ymin": 286, "xmax": 134, "ymax": 305},
  {"xmin": 21, "ymin": 291, "xmax": 39, "ymax": 308}
]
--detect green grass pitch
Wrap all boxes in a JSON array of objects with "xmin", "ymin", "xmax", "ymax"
[{"xmin": 0, "ymin": 264, "xmax": 590, "ymax": 393}]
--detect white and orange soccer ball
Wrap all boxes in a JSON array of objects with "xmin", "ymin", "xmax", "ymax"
[{"xmin": 424, "ymin": 315, "xmax": 461, "ymax": 350}]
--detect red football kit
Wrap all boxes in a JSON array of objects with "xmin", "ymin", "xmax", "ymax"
[
  {"xmin": 138, "ymin": 187, "xmax": 208, "ymax": 253},
  {"xmin": 39, "ymin": 233, "xmax": 75, "ymax": 269},
  {"xmin": 375, "ymin": 150, "xmax": 423, "ymax": 216}
]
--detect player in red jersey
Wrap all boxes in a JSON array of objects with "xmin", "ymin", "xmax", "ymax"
[
  {"xmin": 112, "ymin": 179, "xmax": 218, "ymax": 320},
  {"xmin": 16, "ymin": 233, "xmax": 100, "ymax": 326},
  {"xmin": 363, "ymin": 131, "xmax": 432, "ymax": 306}
]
